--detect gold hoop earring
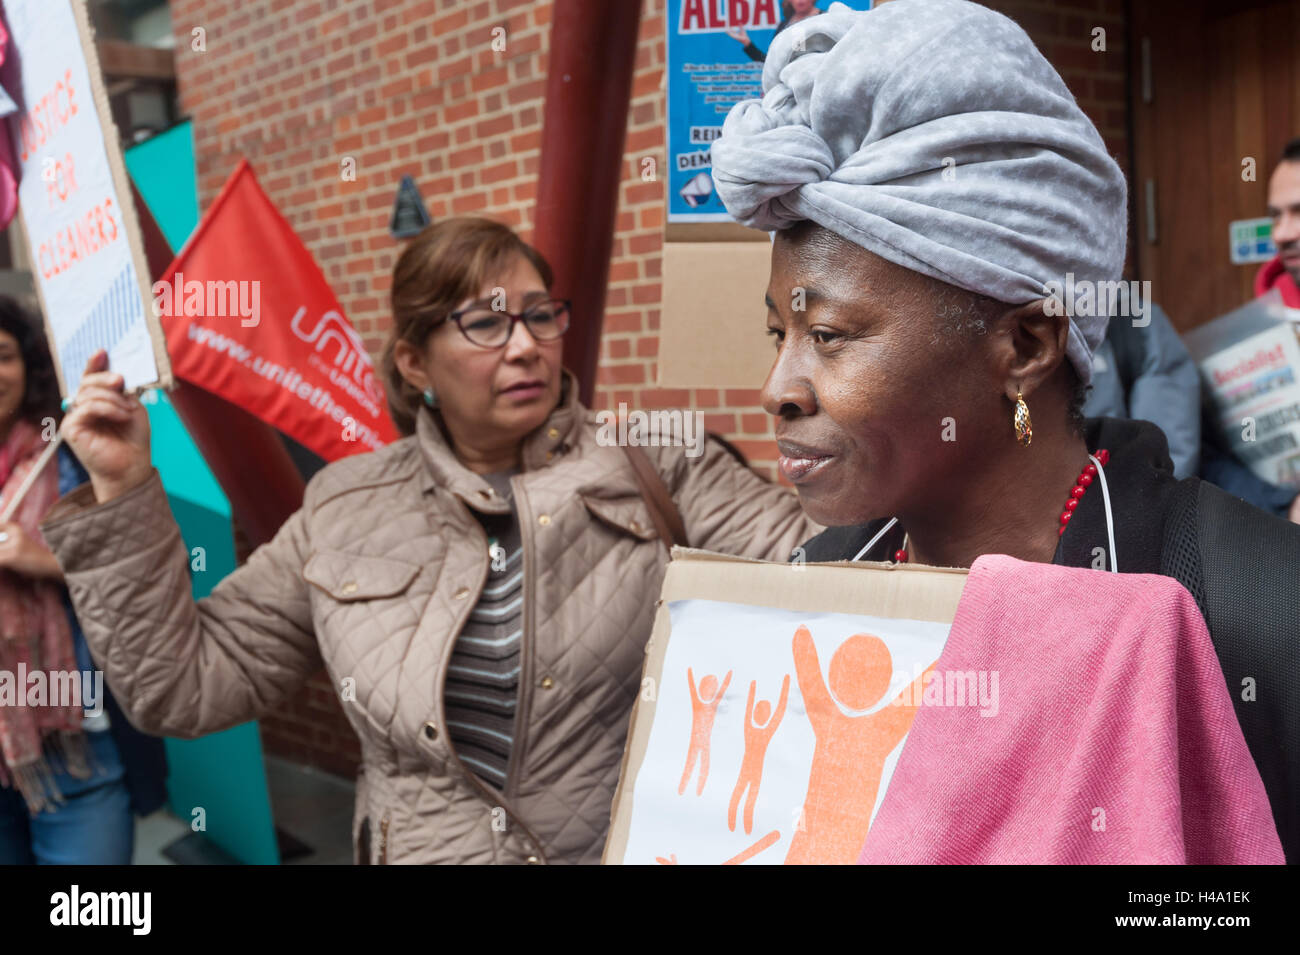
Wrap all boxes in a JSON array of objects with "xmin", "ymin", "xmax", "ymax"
[{"xmin": 1014, "ymin": 391, "xmax": 1032, "ymax": 446}]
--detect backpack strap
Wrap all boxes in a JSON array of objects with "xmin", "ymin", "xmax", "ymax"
[
  {"xmin": 622, "ymin": 444, "xmax": 689, "ymax": 551},
  {"xmin": 1189, "ymin": 479, "xmax": 1300, "ymax": 861}
]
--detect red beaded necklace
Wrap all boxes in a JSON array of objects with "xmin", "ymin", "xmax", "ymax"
[{"xmin": 893, "ymin": 449, "xmax": 1110, "ymax": 563}]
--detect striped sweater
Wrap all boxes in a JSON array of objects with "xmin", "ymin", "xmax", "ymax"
[{"xmin": 445, "ymin": 471, "xmax": 522, "ymax": 790}]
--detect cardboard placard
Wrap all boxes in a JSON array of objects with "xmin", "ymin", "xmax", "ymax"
[
  {"xmin": 3, "ymin": 0, "xmax": 171, "ymax": 396},
  {"xmin": 603, "ymin": 548, "xmax": 969, "ymax": 865},
  {"xmin": 657, "ymin": 239, "xmax": 777, "ymax": 389}
]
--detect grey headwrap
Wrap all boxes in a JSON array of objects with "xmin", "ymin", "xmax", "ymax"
[{"xmin": 710, "ymin": 0, "xmax": 1128, "ymax": 385}]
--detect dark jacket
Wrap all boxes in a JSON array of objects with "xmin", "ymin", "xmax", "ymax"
[
  {"xmin": 1198, "ymin": 394, "xmax": 1298, "ymax": 520},
  {"xmin": 800, "ymin": 417, "xmax": 1300, "ymax": 863},
  {"xmin": 1082, "ymin": 305, "xmax": 1200, "ymax": 478}
]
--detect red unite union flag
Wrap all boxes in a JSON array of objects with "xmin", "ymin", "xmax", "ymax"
[{"xmin": 156, "ymin": 159, "xmax": 398, "ymax": 461}]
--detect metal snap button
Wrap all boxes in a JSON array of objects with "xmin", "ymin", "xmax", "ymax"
[
  {"xmin": 341, "ymin": 581, "xmax": 358, "ymax": 595},
  {"xmin": 540, "ymin": 676, "xmax": 554, "ymax": 690},
  {"xmin": 538, "ymin": 514, "xmax": 551, "ymax": 526},
  {"xmin": 526, "ymin": 855, "xmax": 541, "ymax": 864},
  {"xmin": 453, "ymin": 587, "xmax": 470, "ymax": 599},
  {"xmin": 629, "ymin": 520, "xmax": 642, "ymax": 533},
  {"xmin": 423, "ymin": 721, "xmax": 438, "ymax": 740},
  {"xmin": 547, "ymin": 427, "xmax": 559, "ymax": 440}
]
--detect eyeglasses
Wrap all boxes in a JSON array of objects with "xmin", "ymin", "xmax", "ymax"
[{"xmin": 444, "ymin": 298, "xmax": 572, "ymax": 349}]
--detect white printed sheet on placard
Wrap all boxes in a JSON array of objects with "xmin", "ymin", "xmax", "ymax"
[
  {"xmin": 5, "ymin": 0, "xmax": 160, "ymax": 395},
  {"xmin": 619, "ymin": 599, "xmax": 950, "ymax": 866}
]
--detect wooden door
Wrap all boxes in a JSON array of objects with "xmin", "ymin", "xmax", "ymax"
[{"xmin": 1129, "ymin": 0, "xmax": 1300, "ymax": 331}]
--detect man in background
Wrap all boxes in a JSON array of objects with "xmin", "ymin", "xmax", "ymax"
[
  {"xmin": 1085, "ymin": 140, "xmax": 1300, "ymax": 522},
  {"xmin": 1207, "ymin": 138, "xmax": 1300, "ymax": 522},
  {"xmin": 1258, "ymin": 137, "xmax": 1300, "ymax": 308}
]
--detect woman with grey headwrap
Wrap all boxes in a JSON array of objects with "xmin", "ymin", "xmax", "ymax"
[{"xmin": 711, "ymin": 0, "xmax": 1299, "ymax": 861}]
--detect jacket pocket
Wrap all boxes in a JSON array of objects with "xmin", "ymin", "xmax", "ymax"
[
  {"xmin": 579, "ymin": 492, "xmax": 662, "ymax": 543},
  {"xmin": 303, "ymin": 550, "xmax": 421, "ymax": 601}
]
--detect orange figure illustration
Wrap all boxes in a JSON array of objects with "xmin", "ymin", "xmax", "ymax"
[
  {"xmin": 722, "ymin": 830, "xmax": 780, "ymax": 865},
  {"xmin": 727, "ymin": 675, "xmax": 790, "ymax": 834},
  {"xmin": 678, "ymin": 668, "xmax": 732, "ymax": 796},
  {"xmin": 654, "ymin": 832, "xmax": 778, "ymax": 866},
  {"xmin": 785, "ymin": 626, "xmax": 930, "ymax": 865}
]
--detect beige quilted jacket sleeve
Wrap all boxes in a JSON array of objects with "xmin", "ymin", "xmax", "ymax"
[
  {"xmin": 647, "ymin": 436, "xmax": 822, "ymax": 562},
  {"xmin": 40, "ymin": 470, "xmax": 320, "ymax": 739}
]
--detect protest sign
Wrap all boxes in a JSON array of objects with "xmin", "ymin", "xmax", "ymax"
[
  {"xmin": 604, "ymin": 549, "xmax": 968, "ymax": 865},
  {"xmin": 1185, "ymin": 290, "xmax": 1300, "ymax": 489},
  {"xmin": 3, "ymin": 0, "xmax": 170, "ymax": 395}
]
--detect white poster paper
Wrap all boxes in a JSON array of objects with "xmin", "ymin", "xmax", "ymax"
[
  {"xmin": 4, "ymin": 0, "xmax": 165, "ymax": 395},
  {"xmin": 618, "ymin": 599, "xmax": 951, "ymax": 865},
  {"xmin": 1199, "ymin": 324, "xmax": 1300, "ymax": 488}
]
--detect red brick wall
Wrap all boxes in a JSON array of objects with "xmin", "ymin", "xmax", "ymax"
[
  {"xmin": 167, "ymin": 0, "xmax": 1130, "ymax": 777},
  {"xmin": 987, "ymin": 0, "xmax": 1130, "ymax": 174}
]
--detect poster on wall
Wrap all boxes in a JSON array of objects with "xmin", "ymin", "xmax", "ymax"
[
  {"xmin": 666, "ymin": 0, "xmax": 873, "ymax": 225},
  {"xmin": 603, "ymin": 551, "xmax": 969, "ymax": 865},
  {"xmin": 2, "ymin": 0, "xmax": 171, "ymax": 395}
]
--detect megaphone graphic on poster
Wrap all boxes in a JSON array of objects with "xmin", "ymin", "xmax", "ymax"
[{"xmin": 680, "ymin": 171, "xmax": 714, "ymax": 208}]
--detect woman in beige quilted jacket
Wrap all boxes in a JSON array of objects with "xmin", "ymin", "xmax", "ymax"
[{"xmin": 41, "ymin": 217, "xmax": 819, "ymax": 864}]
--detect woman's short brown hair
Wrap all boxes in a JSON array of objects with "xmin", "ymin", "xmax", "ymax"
[{"xmin": 381, "ymin": 216, "xmax": 554, "ymax": 435}]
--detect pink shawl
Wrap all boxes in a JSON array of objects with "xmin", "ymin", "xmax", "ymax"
[
  {"xmin": 859, "ymin": 554, "xmax": 1283, "ymax": 864},
  {"xmin": 0, "ymin": 420, "xmax": 85, "ymax": 812}
]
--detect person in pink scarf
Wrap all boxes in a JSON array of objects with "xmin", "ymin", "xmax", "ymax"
[
  {"xmin": 0, "ymin": 303, "xmax": 82, "ymax": 808},
  {"xmin": 0, "ymin": 296, "xmax": 164, "ymax": 864},
  {"xmin": 711, "ymin": 0, "xmax": 1299, "ymax": 862}
]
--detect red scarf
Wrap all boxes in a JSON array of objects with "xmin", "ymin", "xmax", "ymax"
[
  {"xmin": 0, "ymin": 420, "xmax": 86, "ymax": 812},
  {"xmin": 1254, "ymin": 255, "xmax": 1300, "ymax": 308}
]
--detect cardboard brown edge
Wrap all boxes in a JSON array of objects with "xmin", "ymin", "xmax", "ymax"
[
  {"xmin": 664, "ymin": 222, "xmax": 770, "ymax": 243},
  {"xmin": 668, "ymin": 545, "xmax": 973, "ymax": 579},
  {"xmin": 67, "ymin": 0, "xmax": 174, "ymax": 392},
  {"xmin": 600, "ymin": 576, "xmax": 675, "ymax": 865},
  {"xmin": 657, "ymin": 240, "xmax": 777, "ymax": 389},
  {"xmin": 601, "ymin": 549, "xmax": 970, "ymax": 864}
]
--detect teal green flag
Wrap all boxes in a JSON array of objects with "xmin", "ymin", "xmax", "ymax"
[{"xmin": 126, "ymin": 124, "xmax": 281, "ymax": 865}]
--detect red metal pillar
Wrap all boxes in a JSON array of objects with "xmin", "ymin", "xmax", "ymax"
[
  {"xmin": 533, "ymin": 0, "xmax": 645, "ymax": 408},
  {"xmin": 131, "ymin": 183, "xmax": 305, "ymax": 547}
]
